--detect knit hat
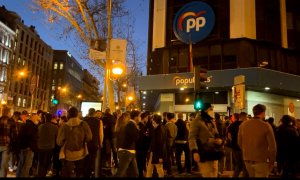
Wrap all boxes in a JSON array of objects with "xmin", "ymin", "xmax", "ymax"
[{"xmin": 202, "ymin": 103, "xmax": 213, "ymax": 111}]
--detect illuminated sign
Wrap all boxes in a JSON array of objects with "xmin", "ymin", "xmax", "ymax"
[{"xmin": 173, "ymin": 1, "xmax": 215, "ymax": 44}]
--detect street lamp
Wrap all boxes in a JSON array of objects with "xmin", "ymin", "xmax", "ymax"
[
  {"xmin": 128, "ymin": 96, "xmax": 134, "ymax": 101},
  {"xmin": 56, "ymin": 86, "xmax": 68, "ymax": 110}
]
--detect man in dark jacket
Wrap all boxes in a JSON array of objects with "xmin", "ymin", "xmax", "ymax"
[
  {"xmin": 136, "ymin": 111, "xmax": 151, "ymax": 177},
  {"xmin": 227, "ymin": 112, "xmax": 249, "ymax": 178},
  {"xmin": 175, "ymin": 112, "xmax": 191, "ymax": 174},
  {"xmin": 0, "ymin": 106, "xmax": 17, "ymax": 177},
  {"xmin": 164, "ymin": 113, "xmax": 177, "ymax": 177},
  {"xmin": 102, "ymin": 108, "xmax": 118, "ymax": 169},
  {"xmin": 114, "ymin": 110, "xmax": 140, "ymax": 177},
  {"xmin": 16, "ymin": 112, "xmax": 41, "ymax": 177},
  {"xmin": 146, "ymin": 114, "xmax": 166, "ymax": 177},
  {"xmin": 37, "ymin": 113, "xmax": 58, "ymax": 177},
  {"xmin": 84, "ymin": 108, "xmax": 103, "ymax": 178}
]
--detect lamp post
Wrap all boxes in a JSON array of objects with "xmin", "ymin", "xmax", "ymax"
[
  {"xmin": 102, "ymin": 0, "xmax": 115, "ymax": 112},
  {"xmin": 100, "ymin": 0, "xmax": 126, "ymax": 112}
]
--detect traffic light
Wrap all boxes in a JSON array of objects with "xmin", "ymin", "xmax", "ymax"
[
  {"xmin": 52, "ymin": 99, "xmax": 59, "ymax": 105},
  {"xmin": 194, "ymin": 65, "xmax": 208, "ymax": 91},
  {"xmin": 194, "ymin": 93, "xmax": 203, "ymax": 111}
]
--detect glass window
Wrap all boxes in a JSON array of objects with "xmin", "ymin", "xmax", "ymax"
[
  {"xmin": 22, "ymin": 98, "xmax": 26, "ymax": 107},
  {"xmin": 60, "ymin": 63, "xmax": 64, "ymax": 70},
  {"xmin": 54, "ymin": 62, "xmax": 58, "ymax": 69},
  {"xmin": 17, "ymin": 97, "xmax": 21, "ymax": 107}
]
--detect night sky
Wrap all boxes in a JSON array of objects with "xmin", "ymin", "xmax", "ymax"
[{"xmin": 0, "ymin": 0, "xmax": 149, "ymax": 76}]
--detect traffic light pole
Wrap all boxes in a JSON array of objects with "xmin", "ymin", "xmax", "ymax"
[{"xmin": 194, "ymin": 65, "xmax": 208, "ymax": 111}]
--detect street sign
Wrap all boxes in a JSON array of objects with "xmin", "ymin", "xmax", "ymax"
[
  {"xmin": 233, "ymin": 84, "xmax": 245, "ymax": 110},
  {"xmin": 89, "ymin": 49, "xmax": 106, "ymax": 60},
  {"xmin": 173, "ymin": 1, "xmax": 215, "ymax": 44},
  {"xmin": 110, "ymin": 39, "xmax": 127, "ymax": 62}
]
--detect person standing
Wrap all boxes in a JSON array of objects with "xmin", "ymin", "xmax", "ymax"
[
  {"xmin": 102, "ymin": 108, "xmax": 118, "ymax": 169},
  {"xmin": 136, "ymin": 112, "xmax": 151, "ymax": 177},
  {"xmin": 16, "ymin": 112, "xmax": 41, "ymax": 177},
  {"xmin": 37, "ymin": 113, "xmax": 58, "ymax": 177},
  {"xmin": 227, "ymin": 112, "xmax": 249, "ymax": 177},
  {"xmin": 238, "ymin": 104, "xmax": 277, "ymax": 178},
  {"xmin": 84, "ymin": 108, "xmax": 104, "ymax": 178},
  {"xmin": 174, "ymin": 112, "xmax": 191, "ymax": 174},
  {"xmin": 189, "ymin": 103, "xmax": 223, "ymax": 177},
  {"xmin": 56, "ymin": 107, "xmax": 92, "ymax": 177},
  {"xmin": 164, "ymin": 112, "xmax": 177, "ymax": 177},
  {"xmin": 114, "ymin": 110, "xmax": 140, "ymax": 177},
  {"xmin": 146, "ymin": 114, "xmax": 166, "ymax": 177},
  {"xmin": 0, "ymin": 106, "xmax": 17, "ymax": 177},
  {"xmin": 276, "ymin": 115, "xmax": 300, "ymax": 178}
]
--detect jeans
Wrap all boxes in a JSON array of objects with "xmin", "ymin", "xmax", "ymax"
[
  {"xmin": 198, "ymin": 160, "xmax": 218, "ymax": 177},
  {"xmin": 114, "ymin": 150, "xmax": 138, "ymax": 177},
  {"xmin": 281, "ymin": 161, "xmax": 298, "ymax": 178},
  {"xmin": 175, "ymin": 143, "xmax": 191, "ymax": 173},
  {"xmin": 37, "ymin": 149, "xmax": 53, "ymax": 177},
  {"xmin": 232, "ymin": 149, "xmax": 249, "ymax": 177},
  {"xmin": 84, "ymin": 144, "xmax": 98, "ymax": 178},
  {"xmin": 136, "ymin": 150, "xmax": 147, "ymax": 177},
  {"xmin": 146, "ymin": 152, "xmax": 164, "ymax": 178},
  {"xmin": 0, "ymin": 146, "xmax": 10, "ymax": 177},
  {"xmin": 95, "ymin": 149, "xmax": 102, "ymax": 177},
  {"xmin": 61, "ymin": 159, "xmax": 85, "ymax": 177},
  {"xmin": 244, "ymin": 161, "xmax": 269, "ymax": 177},
  {"xmin": 16, "ymin": 148, "xmax": 34, "ymax": 177}
]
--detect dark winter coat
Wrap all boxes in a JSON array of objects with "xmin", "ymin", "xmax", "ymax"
[
  {"xmin": 276, "ymin": 125, "xmax": 300, "ymax": 163},
  {"xmin": 150, "ymin": 125, "xmax": 167, "ymax": 164}
]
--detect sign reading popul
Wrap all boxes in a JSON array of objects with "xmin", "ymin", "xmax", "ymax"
[{"xmin": 173, "ymin": 1, "xmax": 215, "ymax": 44}]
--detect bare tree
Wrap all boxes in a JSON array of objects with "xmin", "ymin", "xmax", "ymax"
[{"xmin": 31, "ymin": 0, "xmax": 145, "ymax": 110}]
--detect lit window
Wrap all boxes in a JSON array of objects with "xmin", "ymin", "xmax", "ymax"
[
  {"xmin": 52, "ymin": 86, "xmax": 56, "ymax": 90},
  {"xmin": 54, "ymin": 62, "xmax": 58, "ymax": 69},
  {"xmin": 22, "ymin": 99, "xmax": 26, "ymax": 107},
  {"xmin": 17, "ymin": 97, "xmax": 21, "ymax": 107},
  {"xmin": 60, "ymin": 63, "xmax": 64, "ymax": 70}
]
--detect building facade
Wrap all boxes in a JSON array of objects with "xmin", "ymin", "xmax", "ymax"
[
  {"xmin": 0, "ymin": 20, "xmax": 15, "ymax": 106},
  {"xmin": 0, "ymin": 6, "xmax": 53, "ymax": 112},
  {"xmin": 82, "ymin": 69, "xmax": 101, "ymax": 102},
  {"xmin": 138, "ymin": 0, "xmax": 300, "ymax": 122},
  {"xmin": 51, "ymin": 50, "xmax": 83, "ymax": 112}
]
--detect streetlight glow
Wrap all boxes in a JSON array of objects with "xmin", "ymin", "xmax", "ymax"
[
  {"xmin": 128, "ymin": 96, "xmax": 133, "ymax": 101},
  {"xmin": 112, "ymin": 67, "xmax": 124, "ymax": 75}
]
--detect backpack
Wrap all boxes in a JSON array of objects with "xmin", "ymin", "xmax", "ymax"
[{"xmin": 65, "ymin": 121, "xmax": 85, "ymax": 151}]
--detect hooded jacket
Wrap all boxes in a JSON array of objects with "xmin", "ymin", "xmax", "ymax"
[{"xmin": 188, "ymin": 112, "xmax": 220, "ymax": 161}]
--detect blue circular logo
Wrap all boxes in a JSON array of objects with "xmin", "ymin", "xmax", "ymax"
[{"xmin": 173, "ymin": 1, "xmax": 215, "ymax": 44}]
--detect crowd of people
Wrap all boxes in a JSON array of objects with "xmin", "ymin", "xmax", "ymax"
[{"xmin": 0, "ymin": 103, "xmax": 299, "ymax": 178}]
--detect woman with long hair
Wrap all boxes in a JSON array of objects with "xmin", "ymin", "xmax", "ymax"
[{"xmin": 115, "ymin": 112, "xmax": 131, "ymax": 149}]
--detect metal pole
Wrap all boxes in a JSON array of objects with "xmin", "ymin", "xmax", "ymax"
[
  {"xmin": 103, "ymin": 66, "xmax": 107, "ymax": 110},
  {"xmin": 106, "ymin": 0, "xmax": 115, "ymax": 112},
  {"xmin": 189, "ymin": 41, "xmax": 193, "ymax": 72},
  {"xmin": 30, "ymin": 93, "xmax": 34, "ymax": 113}
]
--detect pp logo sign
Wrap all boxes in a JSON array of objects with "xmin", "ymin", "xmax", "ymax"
[{"xmin": 173, "ymin": 1, "xmax": 215, "ymax": 44}]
